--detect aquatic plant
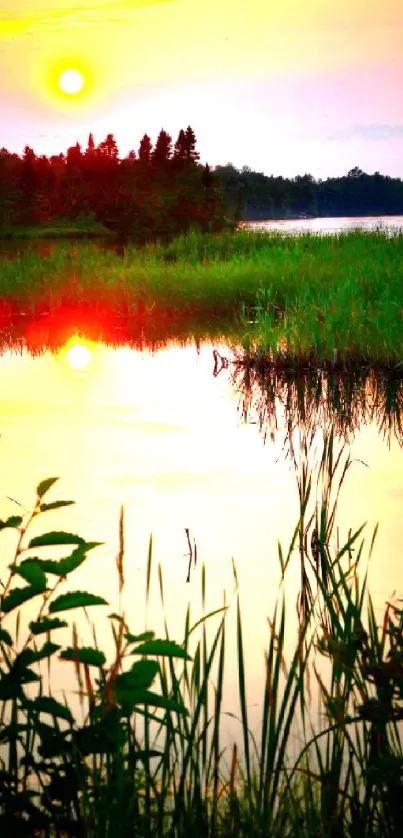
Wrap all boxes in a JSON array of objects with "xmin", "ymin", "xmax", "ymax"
[
  {"xmin": 0, "ymin": 431, "xmax": 402, "ymax": 836},
  {"xmin": 1, "ymin": 228, "xmax": 403, "ymax": 368}
]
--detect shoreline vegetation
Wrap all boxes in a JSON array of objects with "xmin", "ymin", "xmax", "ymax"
[
  {"xmin": 1, "ymin": 433, "xmax": 402, "ymax": 836},
  {"xmin": 0, "ymin": 216, "xmax": 113, "ymax": 240},
  {"xmin": 0, "ymin": 129, "xmax": 233, "ymax": 243},
  {"xmin": 216, "ymin": 164, "xmax": 403, "ymax": 221},
  {"xmin": 2, "ymin": 133, "xmax": 403, "ymax": 242},
  {"xmin": 1, "ymin": 228, "xmax": 403, "ymax": 372}
]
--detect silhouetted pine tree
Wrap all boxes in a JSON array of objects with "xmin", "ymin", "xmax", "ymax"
[
  {"xmin": 173, "ymin": 129, "xmax": 187, "ymax": 163},
  {"xmin": 19, "ymin": 146, "xmax": 38, "ymax": 223},
  {"xmin": 184, "ymin": 126, "xmax": 200, "ymax": 162},
  {"xmin": 98, "ymin": 133, "xmax": 119, "ymax": 160},
  {"xmin": 152, "ymin": 129, "xmax": 173, "ymax": 169},
  {"xmin": 138, "ymin": 134, "xmax": 153, "ymax": 163},
  {"xmin": 85, "ymin": 133, "xmax": 95, "ymax": 156}
]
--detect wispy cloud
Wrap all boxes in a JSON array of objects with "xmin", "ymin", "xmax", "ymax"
[
  {"xmin": 329, "ymin": 124, "xmax": 403, "ymax": 142},
  {"xmin": 0, "ymin": 0, "xmax": 173, "ymax": 37}
]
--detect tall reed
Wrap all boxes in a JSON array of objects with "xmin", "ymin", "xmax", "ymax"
[{"xmin": 1, "ymin": 427, "xmax": 402, "ymax": 836}]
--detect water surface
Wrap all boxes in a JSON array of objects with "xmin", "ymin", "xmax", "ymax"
[
  {"xmin": 1, "ymin": 340, "xmax": 402, "ymax": 738},
  {"xmin": 245, "ymin": 214, "xmax": 403, "ymax": 235}
]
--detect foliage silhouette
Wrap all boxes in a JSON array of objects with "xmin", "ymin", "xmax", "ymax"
[
  {"xmin": 0, "ymin": 447, "xmax": 403, "ymax": 835},
  {"xmin": 216, "ymin": 163, "xmax": 403, "ymax": 220},
  {"xmin": 0, "ymin": 128, "xmax": 230, "ymax": 241}
]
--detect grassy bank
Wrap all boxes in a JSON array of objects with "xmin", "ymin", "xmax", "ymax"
[
  {"xmin": 0, "ymin": 215, "xmax": 113, "ymax": 240},
  {"xmin": 1, "ymin": 432, "xmax": 402, "ymax": 836},
  {"xmin": 1, "ymin": 228, "xmax": 403, "ymax": 368}
]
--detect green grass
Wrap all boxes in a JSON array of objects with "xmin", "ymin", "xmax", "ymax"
[
  {"xmin": 1, "ymin": 227, "xmax": 403, "ymax": 367},
  {"xmin": 0, "ymin": 214, "xmax": 112, "ymax": 240},
  {"xmin": 1, "ymin": 430, "xmax": 402, "ymax": 836}
]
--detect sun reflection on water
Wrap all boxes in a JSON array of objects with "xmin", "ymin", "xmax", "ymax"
[{"xmin": 65, "ymin": 340, "xmax": 92, "ymax": 371}]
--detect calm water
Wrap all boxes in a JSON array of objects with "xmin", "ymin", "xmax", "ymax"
[
  {"xmin": 1, "ymin": 340, "xmax": 403, "ymax": 738},
  {"xmin": 245, "ymin": 214, "xmax": 403, "ymax": 234}
]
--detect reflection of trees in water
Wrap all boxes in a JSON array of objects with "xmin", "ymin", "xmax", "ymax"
[
  {"xmin": 0, "ymin": 310, "xmax": 233, "ymax": 356},
  {"xmin": 223, "ymin": 357, "xmax": 403, "ymax": 448}
]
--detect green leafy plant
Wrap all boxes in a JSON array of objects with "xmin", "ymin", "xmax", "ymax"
[{"xmin": 0, "ymin": 478, "xmax": 195, "ymax": 837}]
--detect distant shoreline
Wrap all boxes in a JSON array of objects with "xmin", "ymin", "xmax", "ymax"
[{"xmin": 2, "ymin": 211, "xmax": 403, "ymax": 242}]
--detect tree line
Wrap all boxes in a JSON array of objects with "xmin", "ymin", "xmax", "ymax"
[
  {"xmin": 2, "ymin": 128, "xmax": 402, "ymax": 238},
  {"xmin": 0, "ymin": 128, "xmax": 230, "ymax": 239},
  {"xmin": 215, "ymin": 164, "xmax": 403, "ymax": 220}
]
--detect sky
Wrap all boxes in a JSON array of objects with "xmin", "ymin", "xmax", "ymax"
[{"xmin": 0, "ymin": 0, "xmax": 403, "ymax": 178}]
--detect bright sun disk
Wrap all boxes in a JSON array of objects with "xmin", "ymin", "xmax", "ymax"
[
  {"xmin": 67, "ymin": 343, "xmax": 92, "ymax": 370},
  {"xmin": 59, "ymin": 69, "xmax": 84, "ymax": 95}
]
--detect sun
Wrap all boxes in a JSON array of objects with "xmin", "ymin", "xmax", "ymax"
[
  {"xmin": 59, "ymin": 69, "xmax": 84, "ymax": 95},
  {"xmin": 66, "ymin": 342, "xmax": 92, "ymax": 371}
]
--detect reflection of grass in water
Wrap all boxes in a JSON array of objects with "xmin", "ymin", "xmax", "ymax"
[
  {"xmin": 0, "ymin": 227, "xmax": 403, "ymax": 365},
  {"xmin": 230, "ymin": 362, "xmax": 403, "ymax": 447},
  {"xmin": 1, "ymin": 431, "xmax": 402, "ymax": 835}
]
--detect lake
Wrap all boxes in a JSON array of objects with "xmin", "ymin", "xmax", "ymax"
[
  {"xmin": 244, "ymin": 214, "xmax": 403, "ymax": 234},
  {"xmin": 1, "ymin": 337, "xmax": 402, "ymax": 743}
]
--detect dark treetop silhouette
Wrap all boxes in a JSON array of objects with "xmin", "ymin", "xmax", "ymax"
[{"xmin": 0, "ymin": 128, "xmax": 230, "ymax": 241}]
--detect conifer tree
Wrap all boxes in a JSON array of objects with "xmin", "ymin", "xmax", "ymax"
[
  {"xmin": 152, "ymin": 129, "xmax": 173, "ymax": 168},
  {"xmin": 173, "ymin": 129, "xmax": 187, "ymax": 162},
  {"xmin": 86, "ymin": 132, "xmax": 95, "ymax": 156},
  {"xmin": 138, "ymin": 134, "xmax": 153, "ymax": 163},
  {"xmin": 184, "ymin": 126, "xmax": 200, "ymax": 162}
]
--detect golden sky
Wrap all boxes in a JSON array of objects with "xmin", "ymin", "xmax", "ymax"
[{"xmin": 1, "ymin": 0, "xmax": 403, "ymax": 176}]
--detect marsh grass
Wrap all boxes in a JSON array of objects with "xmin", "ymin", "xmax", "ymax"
[
  {"xmin": 0, "ymin": 431, "xmax": 402, "ymax": 836},
  {"xmin": 1, "ymin": 228, "xmax": 403, "ymax": 367}
]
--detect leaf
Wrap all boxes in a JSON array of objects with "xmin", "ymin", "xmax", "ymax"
[
  {"xmin": 0, "ymin": 628, "xmax": 12, "ymax": 645},
  {"xmin": 117, "ymin": 686, "xmax": 187, "ymax": 714},
  {"xmin": 0, "ymin": 722, "xmax": 28, "ymax": 743},
  {"xmin": 32, "ymin": 641, "xmax": 61, "ymax": 663},
  {"xmin": 125, "ymin": 631, "xmax": 155, "ymax": 644},
  {"xmin": 141, "ymin": 691, "xmax": 187, "ymax": 713},
  {"xmin": 40, "ymin": 500, "xmax": 75, "ymax": 512},
  {"xmin": 117, "ymin": 660, "xmax": 159, "ymax": 691},
  {"xmin": 131, "ymin": 639, "xmax": 191, "ymax": 660},
  {"xmin": 37, "ymin": 723, "xmax": 71, "ymax": 758},
  {"xmin": 49, "ymin": 591, "xmax": 108, "ymax": 613},
  {"xmin": 0, "ymin": 515, "xmax": 23, "ymax": 530},
  {"xmin": 0, "ymin": 673, "xmax": 21, "ymax": 700},
  {"xmin": 28, "ymin": 531, "xmax": 86, "ymax": 549},
  {"xmin": 18, "ymin": 669, "xmax": 41, "ymax": 684},
  {"xmin": 36, "ymin": 477, "xmax": 59, "ymax": 499},
  {"xmin": 37, "ymin": 543, "xmax": 101, "ymax": 577},
  {"xmin": 15, "ymin": 644, "xmax": 60, "ymax": 667},
  {"xmin": 10, "ymin": 559, "xmax": 47, "ymax": 591},
  {"xmin": 32, "ymin": 696, "xmax": 73, "ymax": 723},
  {"xmin": 1, "ymin": 585, "xmax": 45, "ymax": 614},
  {"xmin": 73, "ymin": 718, "xmax": 124, "ymax": 756},
  {"xmin": 115, "ymin": 661, "xmax": 159, "ymax": 708},
  {"xmin": 29, "ymin": 617, "xmax": 68, "ymax": 635},
  {"xmin": 59, "ymin": 647, "xmax": 106, "ymax": 667}
]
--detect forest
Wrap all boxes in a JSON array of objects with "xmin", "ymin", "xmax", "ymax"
[
  {"xmin": 0, "ymin": 128, "xmax": 230, "ymax": 240},
  {"xmin": 1, "ymin": 127, "xmax": 403, "ymax": 241},
  {"xmin": 216, "ymin": 163, "xmax": 403, "ymax": 219}
]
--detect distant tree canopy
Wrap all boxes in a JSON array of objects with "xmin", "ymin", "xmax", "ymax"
[
  {"xmin": 0, "ymin": 127, "xmax": 230, "ymax": 240},
  {"xmin": 215, "ymin": 164, "xmax": 403, "ymax": 220}
]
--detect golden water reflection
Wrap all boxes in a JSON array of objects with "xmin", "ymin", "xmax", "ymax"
[{"xmin": 1, "ymin": 341, "xmax": 403, "ymax": 741}]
